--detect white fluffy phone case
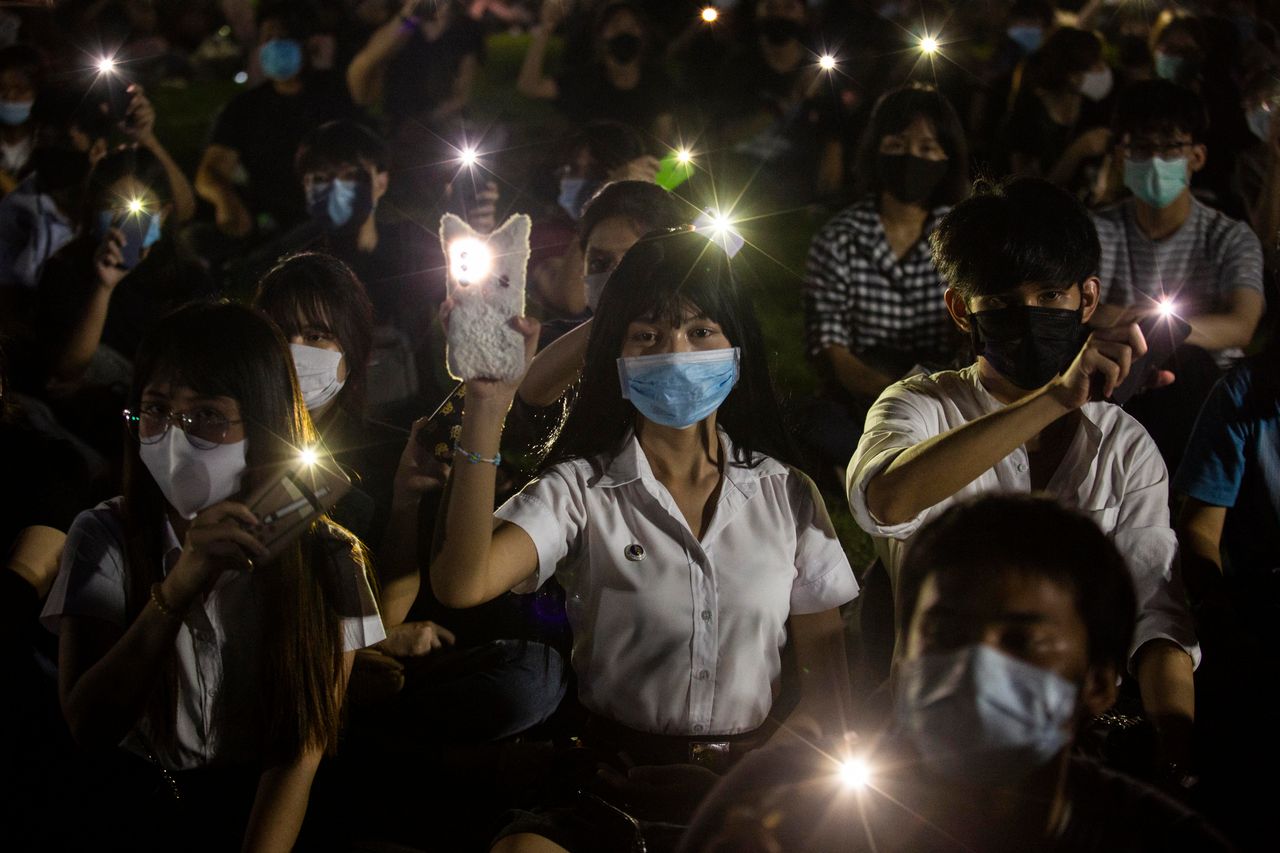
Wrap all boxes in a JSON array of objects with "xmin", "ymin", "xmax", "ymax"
[{"xmin": 440, "ymin": 212, "xmax": 532, "ymax": 382}]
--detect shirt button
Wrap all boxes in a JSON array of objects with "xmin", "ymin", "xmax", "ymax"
[
  {"xmin": 1016, "ymin": 462, "xmax": 1027, "ymax": 473},
  {"xmin": 693, "ymin": 724, "xmax": 705, "ymax": 734},
  {"xmin": 701, "ymin": 609, "xmax": 712, "ymax": 621},
  {"xmin": 697, "ymin": 669, "xmax": 709, "ymax": 680}
]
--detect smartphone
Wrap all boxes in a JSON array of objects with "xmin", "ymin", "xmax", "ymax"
[
  {"xmin": 654, "ymin": 151, "xmax": 694, "ymax": 191},
  {"xmin": 1109, "ymin": 310, "xmax": 1193, "ymax": 406},
  {"xmin": 95, "ymin": 210, "xmax": 149, "ymax": 270},
  {"xmin": 243, "ymin": 456, "xmax": 353, "ymax": 561}
]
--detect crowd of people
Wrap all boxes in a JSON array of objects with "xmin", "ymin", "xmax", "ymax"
[{"xmin": 1, "ymin": 1, "xmax": 1278, "ymax": 851}]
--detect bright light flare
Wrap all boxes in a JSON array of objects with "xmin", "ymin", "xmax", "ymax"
[
  {"xmin": 838, "ymin": 757, "xmax": 872, "ymax": 790},
  {"xmin": 458, "ymin": 146, "xmax": 479, "ymax": 168},
  {"xmin": 819, "ymin": 54, "xmax": 837, "ymax": 71},
  {"xmin": 1157, "ymin": 297, "xmax": 1176, "ymax": 317},
  {"xmin": 126, "ymin": 197, "xmax": 145, "ymax": 215},
  {"xmin": 298, "ymin": 447, "xmax": 319, "ymax": 467},
  {"xmin": 919, "ymin": 35, "xmax": 939, "ymax": 55},
  {"xmin": 449, "ymin": 238, "xmax": 493, "ymax": 285},
  {"xmin": 96, "ymin": 56, "xmax": 117, "ymax": 75},
  {"xmin": 675, "ymin": 148, "xmax": 693, "ymax": 164},
  {"xmin": 701, "ymin": 7, "xmax": 718, "ymax": 23}
]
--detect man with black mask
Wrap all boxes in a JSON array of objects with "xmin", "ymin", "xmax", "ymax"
[{"xmin": 846, "ymin": 177, "xmax": 1200, "ymax": 789}]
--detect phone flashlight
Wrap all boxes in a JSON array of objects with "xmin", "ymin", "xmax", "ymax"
[
  {"xmin": 919, "ymin": 35, "xmax": 939, "ymax": 55},
  {"xmin": 298, "ymin": 446, "xmax": 319, "ymax": 467},
  {"xmin": 96, "ymin": 56, "xmax": 117, "ymax": 75},
  {"xmin": 701, "ymin": 6, "xmax": 718, "ymax": 23},
  {"xmin": 458, "ymin": 146, "xmax": 479, "ymax": 168},
  {"xmin": 1156, "ymin": 297, "xmax": 1177, "ymax": 317},
  {"xmin": 449, "ymin": 238, "xmax": 492, "ymax": 285},
  {"xmin": 839, "ymin": 757, "xmax": 872, "ymax": 790},
  {"xmin": 819, "ymin": 54, "xmax": 837, "ymax": 71}
]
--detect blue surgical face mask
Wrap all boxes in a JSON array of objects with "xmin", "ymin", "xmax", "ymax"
[
  {"xmin": 1124, "ymin": 155, "xmax": 1189, "ymax": 209},
  {"xmin": 0, "ymin": 99, "xmax": 32, "ymax": 126},
  {"xmin": 307, "ymin": 177, "xmax": 373, "ymax": 231},
  {"xmin": 259, "ymin": 38, "xmax": 303, "ymax": 82},
  {"xmin": 897, "ymin": 644, "xmax": 1079, "ymax": 785},
  {"xmin": 584, "ymin": 270, "xmax": 610, "ymax": 313},
  {"xmin": 617, "ymin": 348, "xmax": 741, "ymax": 429},
  {"xmin": 1154, "ymin": 51, "xmax": 1190, "ymax": 83},
  {"xmin": 1006, "ymin": 25, "xmax": 1043, "ymax": 54},
  {"xmin": 1247, "ymin": 104, "xmax": 1273, "ymax": 143},
  {"xmin": 142, "ymin": 212, "xmax": 162, "ymax": 248},
  {"xmin": 558, "ymin": 177, "xmax": 599, "ymax": 221}
]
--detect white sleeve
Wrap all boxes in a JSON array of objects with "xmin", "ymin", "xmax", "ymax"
[
  {"xmin": 314, "ymin": 529, "xmax": 386, "ymax": 652},
  {"xmin": 846, "ymin": 380, "xmax": 938, "ymax": 540},
  {"xmin": 494, "ymin": 463, "xmax": 587, "ymax": 594},
  {"xmin": 40, "ymin": 507, "xmax": 129, "ymax": 634},
  {"xmin": 788, "ymin": 471, "xmax": 859, "ymax": 615},
  {"xmin": 1112, "ymin": 440, "xmax": 1201, "ymax": 670}
]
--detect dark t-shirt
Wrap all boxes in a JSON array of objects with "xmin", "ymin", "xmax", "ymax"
[
  {"xmin": 555, "ymin": 65, "xmax": 675, "ymax": 135},
  {"xmin": 383, "ymin": 18, "xmax": 486, "ymax": 127},
  {"xmin": 208, "ymin": 73, "xmax": 359, "ymax": 227},
  {"xmin": 678, "ymin": 740, "xmax": 1232, "ymax": 853}
]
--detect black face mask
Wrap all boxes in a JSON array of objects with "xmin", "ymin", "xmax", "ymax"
[
  {"xmin": 969, "ymin": 304, "xmax": 1085, "ymax": 390},
  {"xmin": 879, "ymin": 153, "xmax": 948, "ymax": 206},
  {"xmin": 605, "ymin": 33, "xmax": 643, "ymax": 64},
  {"xmin": 758, "ymin": 17, "xmax": 803, "ymax": 46}
]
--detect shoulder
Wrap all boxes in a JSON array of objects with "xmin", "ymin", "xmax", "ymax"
[
  {"xmin": 67, "ymin": 499, "xmax": 127, "ymax": 546},
  {"xmin": 1196, "ymin": 200, "xmax": 1261, "ymax": 251},
  {"xmin": 1091, "ymin": 201, "xmax": 1126, "ymax": 231}
]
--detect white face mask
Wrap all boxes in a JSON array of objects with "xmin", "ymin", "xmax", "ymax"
[
  {"xmin": 138, "ymin": 428, "xmax": 248, "ymax": 520},
  {"xmin": 1078, "ymin": 66, "xmax": 1114, "ymax": 102},
  {"xmin": 290, "ymin": 343, "xmax": 345, "ymax": 412}
]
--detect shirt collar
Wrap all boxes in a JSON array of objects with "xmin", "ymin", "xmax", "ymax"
[{"xmin": 599, "ymin": 428, "xmax": 766, "ymax": 500}]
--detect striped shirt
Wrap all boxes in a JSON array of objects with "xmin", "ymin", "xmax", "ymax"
[
  {"xmin": 804, "ymin": 198, "xmax": 957, "ymax": 371},
  {"xmin": 1093, "ymin": 198, "xmax": 1264, "ymax": 364}
]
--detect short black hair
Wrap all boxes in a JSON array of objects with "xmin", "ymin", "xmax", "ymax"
[
  {"xmin": 0, "ymin": 43, "xmax": 45, "ymax": 87},
  {"xmin": 256, "ymin": 1, "xmax": 307, "ymax": 35},
  {"xmin": 1111, "ymin": 79, "xmax": 1209, "ymax": 144},
  {"xmin": 900, "ymin": 494, "xmax": 1137, "ymax": 675},
  {"xmin": 854, "ymin": 83, "xmax": 971, "ymax": 207},
  {"xmin": 296, "ymin": 120, "xmax": 389, "ymax": 176},
  {"xmin": 930, "ymin": 176, "xmax": 1100, "ymax": 299},
  {"xmin": 1008, "ymin": 0, "xmax": 1054, "ymax": 26},
  {"xmin": 577, "ymin": 181, "xmax": 686, "ymax": 252},
  {"xmin": 1028, "ymin": 27, "xmax": 1103, "ymax": 93},
  {"xmin": 561, "ymin": 120, "xmax": 649, "ymax": 179}
]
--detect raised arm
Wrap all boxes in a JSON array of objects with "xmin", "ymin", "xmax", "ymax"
[
  {"xmin": 517, "ymin": 1, "xmax": 564, "ymax": 101},
  {"xmin": 49, "ymin": 230, "xmax": 129, "ymax": 383},
  {"xmin": 122, "ymin": 85, "xmax": 196, "ymax": 224},
  {"xmin": 428, "ymin": 316, "xmax": 542, "ymax": 609},
  {"xmin": 195, "ymin": 144, "xmax": 253, "ymax": 238},
  {"xmin": 518, "ymin": 318, "xmax": 589, "ymax": 407},
  {"xmin": 346, "ymin": 1, "xmax": 420, "ymax": 106},
  {"xmin": 1184, "ymin": 287, "xmax": 1264, "ymax": 352}
]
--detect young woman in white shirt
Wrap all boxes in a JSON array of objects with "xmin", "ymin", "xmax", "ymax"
[
  {"xmin": 431, "ymin": 227, "xmax": 858, "ymax": 853},
  {"xmin": 42, "ymin": 301, "xmax": 384, "ymax": 852}
]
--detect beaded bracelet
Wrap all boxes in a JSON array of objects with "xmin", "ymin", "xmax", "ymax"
[
  {"xmin": 150, "ymin": 582, "xmax": 182, "ymax": 622},
  {"xmin": 453, "ymin": 441, "xmax": 501, "ymax": 467}
]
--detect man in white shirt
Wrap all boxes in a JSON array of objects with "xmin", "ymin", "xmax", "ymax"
[{"xmin": 847, "ymin": 177, "xmax": 1199, "ymax": 777}]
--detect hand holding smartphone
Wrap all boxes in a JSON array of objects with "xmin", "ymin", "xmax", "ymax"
[
  {"xmin": 95, "ymin": 210, "xmax": 150, "ymax": 270},
  {"xmin": 243, "ymin": 454, "xmax": 352, "ymax": 561},
  {"xmin": 1109, "ymin": 308, "xmax": 1192, "ymax": 405}
]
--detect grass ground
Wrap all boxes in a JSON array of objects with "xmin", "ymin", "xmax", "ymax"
[{"xmin": 150, "ymin": 33, "xmax": 874, "ymax": 566}]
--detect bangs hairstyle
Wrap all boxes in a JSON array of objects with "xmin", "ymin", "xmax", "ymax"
[
  {"xmin": 543, "ymin": 227, "xmax": 797, "ymax": 470},
  {"xmin": 899, "ymin": 494, "xmax": 1137, "ymax": 675},
  {"xmin": 296, "ymin": 120, "xmax": 389, "ymax": 177},
  {"xmin": 930, "ymin": 176, "xmax": 1100, "ymax": 300},
  {"xmin": 854, "ymin": 83, "xmax": 971, "ymax": 207},
  {"xmin": 254, "ymin": 252, "xmax": 374, "ymax": 423},
  {"xmin": 577, "ymin": 180, "xmax": 687, "ymax": 251},
  {"xmin": 122, "ymin": 301, "xmax": 353, "ymax": 763},
  {"xmin": 1111, "ymin": 80, "xmax": 1209, "ymax": 144}
]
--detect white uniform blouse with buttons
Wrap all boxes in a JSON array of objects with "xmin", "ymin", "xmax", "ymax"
[
  {"xmin": 846, "ymin": 364, "xmax": 1200, "ymax": 668},
  {"xmin": 494, "ymin": 430, "xmax": 859, "ymax": 737},
  {"xmin": 41, "ymin": 498, "xmax": 386, "ymax": 771}
]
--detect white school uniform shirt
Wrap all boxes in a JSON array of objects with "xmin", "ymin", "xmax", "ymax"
[
  {"xmin": 495, "ymin": 430, "xmax": 858, "ymax": 737},
  {"xmin": 41, "ymin": 499, "xmax": 386, "ymax": 771},
  {"xmin": 846, "ymin": 364, "xmax": 1200, "ymax": 668}
]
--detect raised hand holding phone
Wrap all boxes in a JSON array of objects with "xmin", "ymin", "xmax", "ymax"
[
  {"xmin": 242, "ymin": 452, "xmax": 353, "ymax": 562},
  {"xmin": 1109, "ymin": 303, "xmax": 1190, "ymax": 405}
]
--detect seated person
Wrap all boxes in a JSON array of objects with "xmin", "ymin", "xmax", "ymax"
[
  {"xmin": 41, "ymin": 302, "xmax": 384, "ymax": 851},
  {"xmin": 846, "ymin": 177, "xmax": 1200, "ymax": 778},
  {"xmin": 195, "ymin": 2, "xmax": 358, "ymax": 242},
  {"xmin": 432, "ymin": 229, "xmax": 858, "ymax": 852},
  {"xmin": 1234, "ymin": 65, "xmax": 1279, "ymax": 256},
  {"xmin": 802, "ymin": 84, "xmax": 969, "ymax": 472},
  {"xmin": 0, "ymin": 43, "xmax": 43, "ymax": 196},
  {"xmin": 678, "ymin": 495, "xmax": 1232, "ymax": 853},
  {"xmin": 1092, "ymin": 80, "xmax": 1264, "ymax": 467}
]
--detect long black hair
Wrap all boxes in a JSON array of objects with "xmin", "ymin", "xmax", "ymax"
[{"xmin": 543, "ymin": 227, "xmax": 797, "ymax": 470}]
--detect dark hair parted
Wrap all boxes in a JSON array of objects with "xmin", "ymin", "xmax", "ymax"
[
  {"xmin": 930, "ymin": 176, "xmax": 1100, "ymax": 300},
  {"xmin": 254, "ymin": 252, "xmax": 374, "ymax": 425},
  {"xmin": 296, "ymin": 120, "xmax": 389, "ymax": 176},
  {"xmin": 543, "ymin": 228, "xmax": 797, "ymax": 470},
  {"xmin": 900, "ymin": 494, "xmax": 1137, "ymax": 675},
  {"xmin": 854, "ymin": 83, "xmax": 970, "ymax": 207},
  {"xmin": 121, "ymin": 301, "xmax": 360, "ymax": 763},
  {"xmin": 1111, "ymin": 79, "xmax": 1209, "ymax": 144},
  {"xmin": 577, "ymin": 180, "xmax": 686, "ymax": 252}
]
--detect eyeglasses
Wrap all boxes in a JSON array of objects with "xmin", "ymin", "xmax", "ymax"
[
  {"xmin": 1121, "ymin": 139, "xmax": 1194, "ymax": 161},
  {"xmin": 123, "ymin": 404, "xmax": 243, "ymax": 450}
]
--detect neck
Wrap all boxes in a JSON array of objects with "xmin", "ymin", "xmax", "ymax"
[
  {"xmin": 356, "ymin": 212, "xmax": 378, "ymax": 252},
  {"xmin": 879, "ymin": 192, "xmax": 929, "ymax": 229},
  {"xmin": 1133, "ymin": 191, "xmax": 1191, "ymax": 240},
  {"xmin": 635, "ymin": 417, "xmax": 722, "ymax": 485},
  {"xmin": 272, "ymin": 76, "xmax": 304, "ymax": 96}
]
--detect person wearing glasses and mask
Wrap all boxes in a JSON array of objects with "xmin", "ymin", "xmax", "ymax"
[
  {"xmin": 847, "ymin": 177, "xmax": 1201, "ymax": 791},
  {"xmin": 1090, "ymin": 80, "xmax": 1264, "ymax": 470},
  {"xmin": 41, "ymin": 302, "xmax": 384, "ymax": 852}
]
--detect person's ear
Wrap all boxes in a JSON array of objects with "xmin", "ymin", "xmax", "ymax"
[
  {"xmin": 944, "ymin": 287, "xmax": 971, "ymax": 332},
  {"xmin": 1078, "ymin": 277, "xmax": 1101, "ymax": 323},
  {"xmin": 1080, "ymin": 663, "xmax": 1120, "ymax": 717},
  {"xmin": 371, "ymin": 168, "xmax": 389, "ymax": 205},
  {"xmin": 1188, "ymin": 143, "xmax": 1207, "ymax": 174}
]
